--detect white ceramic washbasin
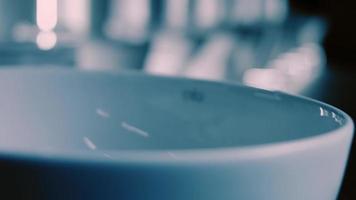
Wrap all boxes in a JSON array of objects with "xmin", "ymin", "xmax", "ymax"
[{"xmin": 0, "ymin": 68, "xmax": 353, "ymax": 200}]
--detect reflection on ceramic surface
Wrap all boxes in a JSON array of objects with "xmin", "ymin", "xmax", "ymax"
[
  {"xmin": 0, "ymin": 69, "xmax": 353, "ymax": 200},
  {"xmin": 83, "ymin": 136, "xmax": 97, "ymax": 150}
]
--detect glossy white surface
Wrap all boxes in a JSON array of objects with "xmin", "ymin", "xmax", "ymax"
[{"xmin": 0, "ymin": 68, "xmax": 353, "ymax": 200}]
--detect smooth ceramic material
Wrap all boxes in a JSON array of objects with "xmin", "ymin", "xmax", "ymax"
[{"xmin": 0, "ymin": 68, "xmax": 353, "ymax": 200}]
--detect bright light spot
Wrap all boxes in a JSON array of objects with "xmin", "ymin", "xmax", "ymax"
[
  {"xmin": 297, "ymin": 43, "xmax": 323, "ymax": 68},
  {"xmin": 120, "ymin": 0, "xmax": 149, "ymax": 29},
  {"xmin": 195, "ymin": 0, "xmax": 223, "ymax": 29},
  {"xmin": 83, "ymin": 137, "xmax": 97, "ymax": 150},
  {"xmin": 121, "ymin": 122, "xmax": 150, "ymax": 138},
  {"xmin": 105, "ymin": 0, "xmax": 150, "ymax": 42},
  {"xmin": 320, "ymin": 107, "xmax": 325, "ymax": 116},
  {"xmin": 319, "ymin": 107, "xmax": 343, "ymax": 125},
  {"xmin": 265, "ymin": 0, "xmax": 288, "ymax": 24},
  {"xmin": 96, "ymin": 108, "xmax": 110, "ymax": 118},
  {"xmin": 243, "ymin": 68, "xmax": 288, "ymax": 91},
  {"xmin": 273, "ymin": 52, "xmax": 311, "ymax": 77},
  {"xmin": 59, "ymin": 0, "xmax": 89, "ymax": 34},
  {"xmin": 36, "ymin": 0, "xmax": 58, "ymax": 31},
  {"xmin": 144, "ymin": 33, "xmax": 192, "ymax": 76},
  {"xmin": 266, "ymin": 43, "xmax": 324, "ymax": 93},
  {"xmin": 332, "ymin": 112, "xmax": 343, "ymax": 125},
  {"xmin": 36, "ymin": 31, "xmax": 57, "ymax": 50}
]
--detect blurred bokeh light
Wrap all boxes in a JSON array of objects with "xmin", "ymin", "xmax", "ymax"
[{"xmin": 0, "ymin": 0, "xmax": 326, "ymax": 95}]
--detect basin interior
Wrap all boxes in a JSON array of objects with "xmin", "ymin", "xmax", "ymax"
[{"xmin": 0, "ymin": 70, "xmax": 346, "ymax": 152}]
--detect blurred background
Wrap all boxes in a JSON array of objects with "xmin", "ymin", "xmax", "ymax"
[{"xmin": 0, "ymin": 0, "xmax": 354, "ymax": 199}]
